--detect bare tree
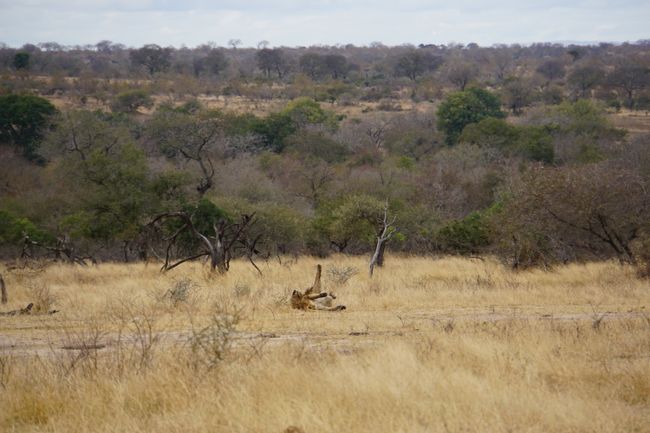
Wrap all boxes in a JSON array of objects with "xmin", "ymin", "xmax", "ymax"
[
  {"xmin": 606, "ymin": 62, "xmax": 650, "ymax": 108},
  {"xmin": 149, "ymin": 211, "xmax": 257, "ymax": 273},
  {"xmin": 444, "ymin": 60, "xmax": 479, "ymax": 91},
  {"xmin": 369, "ymin": 203, "xmax": 397, "ymax": 277},
  {"xmin": 20, "ymin": 234, "xmax": 95, "ymax": 266},
  {"xmin": 228, "ymin": 39, "xmax": 242, "ymax": 50}
]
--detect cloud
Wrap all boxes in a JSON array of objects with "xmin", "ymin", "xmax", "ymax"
[{"xmin": 0, "ymin": 0, "xmax": 648, "ymax": 47}]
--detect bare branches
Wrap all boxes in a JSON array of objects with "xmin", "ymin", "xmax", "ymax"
[
  {"xmin": 369, "ymin": 203, "xmax": 397, "ymax": 277},
  {"xmin": 148, "ymin": 209, "xmax": 258, "ymax": 274},
  {"xmin": 20, "ymin": 235, "xmax": 95, "ymax": 266}
]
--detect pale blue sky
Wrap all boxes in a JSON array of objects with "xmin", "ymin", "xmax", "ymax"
[{"xmin": 0, "ymin": 0, "xmax": 648, "ymax": 47}]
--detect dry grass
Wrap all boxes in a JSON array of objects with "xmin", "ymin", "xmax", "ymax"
[
  {"xmin": 610, "ymin": 109, "xmax": 650, "ymax": 137},
  {"xmin": 0, "ymin": 256, "xmax": 649, "ymax": 433}
]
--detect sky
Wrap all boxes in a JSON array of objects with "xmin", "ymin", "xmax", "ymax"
[{"xmin": 0, "ymin": 0, "xmax": 648, "ymax": 48}]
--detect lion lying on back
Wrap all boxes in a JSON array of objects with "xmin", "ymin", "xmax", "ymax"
[{"xmin": 290, "ymin": 264, "xmax": 346, "ymax": 311}]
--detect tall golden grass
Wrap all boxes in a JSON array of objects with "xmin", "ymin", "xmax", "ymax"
[{"xmin": 1, "ymin": 256, "xmax": 649, "ymax": 432}]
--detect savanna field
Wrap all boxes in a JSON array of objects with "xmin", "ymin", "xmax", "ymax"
[{"xmin": 1, "ymin": 256, "xmax": 649, "ymax": 433}]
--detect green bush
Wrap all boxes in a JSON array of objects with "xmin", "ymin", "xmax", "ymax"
[
  {"xmin": 111, "ymin": 90, "xmax": 154, "ymax": 114},
  {"xmin": 0, "ymin": 210, "xmax": 51, "ymax": 245},
  {"xmin": 437, "ymin": 88, "xmax": 505, "ymax": 146},
  {"xmin": 436, "ymin": 211, "xmax": 491, "ymax": 254},
  {"xmin": 0, "ymin": 94, "xmax": 57, "ymax": 162}
]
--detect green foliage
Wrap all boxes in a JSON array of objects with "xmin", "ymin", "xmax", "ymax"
[
  {"xmin": 251, "ymin": 111, "xmax": 296, "ymax": 152},
  {"xmin": 459, "ymin": 118, "xmax": 554, "ymax": 163},
  {"xmin": 13, "ymin": 52, "xmax": 30, "ymax": 70},
  {"xmin": 60, "ymin": 143, "xmax": 150, "ymax": 241},
  {"xmin": 459, "ymin": 117, "xmax": 518, "ymax": 150},
  {"xmin": 219, "ymin": 197, "xmax": 308, "ymax": 255},
  {"xmin": 313, "ymin": 195, "xmax": 386, "ymax": 252},
  {"xmin": 437, "ymin": 88, "xmax": 505, "ymax": 146},
  {"xmin": 551, "ymin": 99, "xmax": 621, "ymax": 139},
  {"xmin": 284, "ymin": 129, "xmax": 350, "ymax": 163},
  {"xmin": 281, "ymin": 97, "xmax": 338, "ymax": 128},
  {"xmin": 252, "ymin": 98, "xmax": 339, "ymax": 152},
  {"xmin": 436, "ymin": 210, "xmax": 492, "ymax": 254},
  {"xmin": 111, "ymin": 90, "xmax": 154, "ymax": 114},
  {"xmin": 516, "ymin": 126, "xmax": 554, "ymax": 163},
  {"xmin": 0, "ymin": 94, "xmax": 57, "ymax": 162},
  {"xmin": 171, "ymin": 199, "xmax": 231, "ymax": 253},
  {"xmin": 0, "ymin": 210, "xmax": 51, "ymax": 245},
  {"xmin": 150, "ymin": 171, "xmax": 191, "ymax": 211}
]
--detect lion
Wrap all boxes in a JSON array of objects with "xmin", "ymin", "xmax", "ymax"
[{"xmin": 290, "ymin": 264, "xmax": 346, "ymax": 311}]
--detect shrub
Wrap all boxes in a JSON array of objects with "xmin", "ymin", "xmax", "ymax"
[
  {"xmin": 437, "ymin": 88, "xmax": 505, "ymax": 146},
  {"xmin": 110, "ymin": 90, "xmax": 154, "ymax": 114},
  {"xmin": 436, "ymin": 211, "xmax": 491, "ymax": 254}
]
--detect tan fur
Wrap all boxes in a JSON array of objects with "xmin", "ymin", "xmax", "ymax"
[{"xmin": 290, "ymin": 265, "xmax": 346, "ymax": 311}]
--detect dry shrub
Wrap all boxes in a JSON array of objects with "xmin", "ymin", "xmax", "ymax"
[
  {"xmin": 326, "ymin": 265, "xmax": 359, "ymax": 285},
  {"xmin": 162, "ymin": 278, "xmax": 196, "ymax": 306},
  {"xmin": 187, "ymin": 303, "xmax": 242, "ymax": 371},
  {"xmin": 28, "ymin": 284, "xmax": 56, "ymax": 314}
]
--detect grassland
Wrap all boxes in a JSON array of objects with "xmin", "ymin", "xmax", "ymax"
[{"xmin": 1, "ymin": 256, "xmax": 649, "ymax": 433}]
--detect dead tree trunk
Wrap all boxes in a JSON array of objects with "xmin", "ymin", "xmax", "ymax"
[
  {"xmin": 0, "ymin": 274, "xmax": 7, "ymax": 304},
  {"xmin": 369, "ymin": 204, "xmax": 396, "ymax": 277}
]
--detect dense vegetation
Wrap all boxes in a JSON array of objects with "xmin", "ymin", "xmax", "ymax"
[{"xmin": 1, "ymin": 40, "xmax": 650, "ymax": 272}]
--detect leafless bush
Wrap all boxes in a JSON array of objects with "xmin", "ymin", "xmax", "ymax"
[
  {"xmin": 55, "ymin": 318, "xmax": 107, "ymax": 377},
  {"xmin": 162, "ymin": 278, "xmax": 195, "ymax": 306},
  {"xmin": 29, "ymin": 284, "xmax": 57, "ymax": 314},
  {"xmin": 326, "ymin": 266, "xmax": 358, "ymax": 285},
  {"xmin": 108, "ymin": 301, "xmax": 161, "ymax": 375},
  {"xmin": 187, "ymin": 303, "xmax": 242, "ymax": 371}
]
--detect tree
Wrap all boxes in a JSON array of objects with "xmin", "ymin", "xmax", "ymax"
[
  {"xmin": 323, "ymin": 54, "xmax": 350, "ymax": 79},
  {"xmin": 443, "ymin": 61, "xmax": 479, "ymax": 90},
  {"xmin": 13, "ymin": 52, "xmax": 30, "ymax": 70},
  {"xmin": 130, "ymin": 44, "xmax": 172, "ymax": 76},
  {"xmin": 58, "ymin": 142, "xmax": 150, "ymax": 247},
  {"xmin": 45, "ymin": 111, "xmax": 152, "ymax": 254},
  {"xmin": 193, "ymin": 49, "xmax": 229, "ymax": 78},
  {"xmin": 567, "ymin": 65, "xmax": 604, "ymax": 98},
  {"xmin": 459, "ymin": 118, "xmax": 554, "ymax": 163},
  {"xmin": 44, "ymin": 110, "xmax": 133, "ymax": 161},
  {"xmin": 299, "ymin": 53, "xmax": 325, "ymax": 79},
  {"xmin": 149, "ymin": 199, "xmax": 257, "ymax": 273},
  {"xmin": 369, "ymin": 202, "xmax": 396, "ymax": 277},
  {"xmin": 252, "ymin": 98, "xmax": 339, "ymax": 152},
  {"xmin": 0, "ymin": 94, "xmax": 57, "ymax": 162},
  {"xmin": 500, "ymin": 77, "xmax": 536, "ymax": 115},
  {"xmin": 256, "ymin": 48, "xmax": 287, "ymax": 79},
  {"xmin": 394, "ymin": 50, "xmax": 443, "ymax": 81},
  {"xmin": 606, "ymin": 63, "xmax": 650, "ymax": 108},
  {"xmin": 110, "ymin": 89, "xmax": 154, "ymax": 114},
  {"xmin": 536, "ymin": 59, "xmax": 566, "ymax": 83},
  {"xmin": 436, "ymin": 88, "xmax": 505, "ymax": 145},
  {"xmin": 147, "ymin": 107, "xmax": 224, "ymax": 195},
  {"xmin": 489, "ymin": 48, "xmax": 513, "ymax": 83},
  {"xmin": 497, "ymin": 163, "xmax": 650, "ymax": 266},
  {"xmin": 313, "ymin": 194, "xmax": 392, "ymax": 256}
]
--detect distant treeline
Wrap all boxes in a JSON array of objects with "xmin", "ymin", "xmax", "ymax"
[{"xmin": 1, "ymin": 40, "xmax": 650, "ymax": 274}]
